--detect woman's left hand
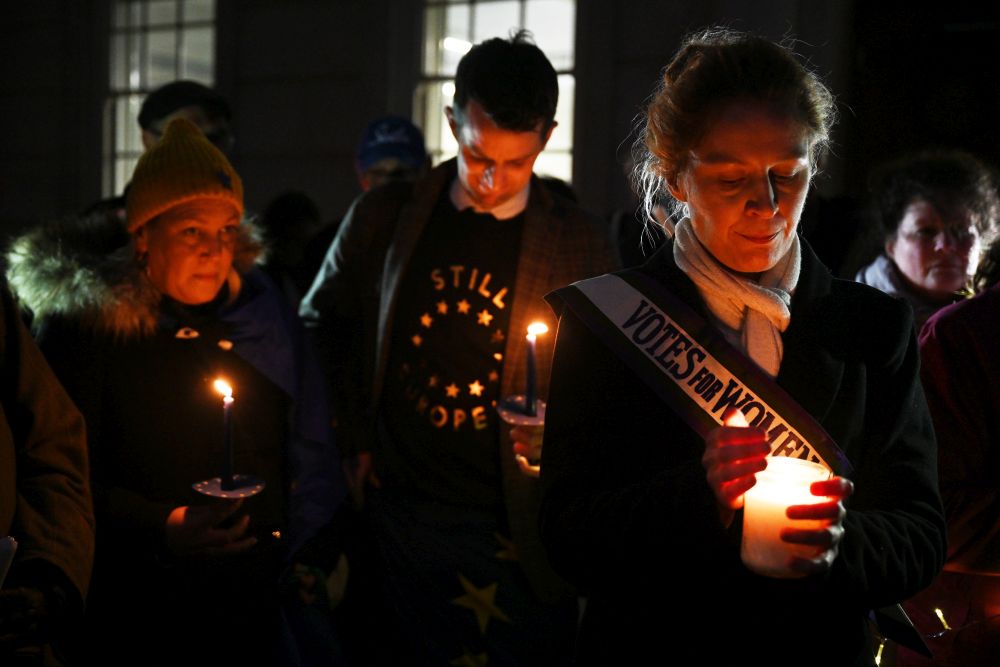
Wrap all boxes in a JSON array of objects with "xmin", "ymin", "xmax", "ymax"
[{"xmin": 782, "ymin": 476, "xmax": 854, "ymax": 575}]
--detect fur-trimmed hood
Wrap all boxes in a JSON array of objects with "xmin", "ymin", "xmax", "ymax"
[{"xmin": 6, "ymin": 212, "xmax": 264, "ymax": 337}]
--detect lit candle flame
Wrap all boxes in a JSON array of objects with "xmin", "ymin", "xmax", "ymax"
[
  {"xmin": 724, "ymin": 408, "xmax": 749, "ymax": 428},
  {"xmin": 213, "ymin": 379, "xmax": 233, "ymax": 399},
  {"xmin": 526, "ymin": 322, "xmax": 549, "ymax": 341},
  {"xmin": 874, "ymin": 639, "xmax": 885, "ymax": 665},
  {"xmin": 934, "ymin": 607, "xmax": 952, "ymax": 631}
]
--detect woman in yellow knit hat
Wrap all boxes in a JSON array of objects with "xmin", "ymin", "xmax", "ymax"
[
  {"xmin": 125, "ymin": 117, "xmax": 247, "ymax": 310},
  {"xmin": 7, "ymin": 118, "xmax": 345, "ymax": 664}
]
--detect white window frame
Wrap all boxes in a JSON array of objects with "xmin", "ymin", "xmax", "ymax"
[{"xmin": 105, "ymin": 0, "xmax": 217, "ymax": 196}]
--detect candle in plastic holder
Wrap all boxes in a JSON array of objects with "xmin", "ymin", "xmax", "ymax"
[
  {"xmin": 193, "ymin": 378, "xmax": 266, "ymax": 499},
  {"xmin": 741, "ymin": 456, "xmax": 830, "ymax": 578},
  {"xmin": 496, "ymin": 396, "xmax": 546, "ymax": 476}
]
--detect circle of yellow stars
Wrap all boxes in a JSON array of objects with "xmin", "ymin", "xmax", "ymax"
[{"xmin": 409, "ymin": 298, "xmax": 504, "ymax": 400}]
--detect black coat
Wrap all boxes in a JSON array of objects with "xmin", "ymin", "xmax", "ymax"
[
  {"xmin": 0, "ymin": 284, "xmax": 93, "ymax": 664},
  {"xmin": 540, "ymin": 242, "xmax": 947, "ymax": 666},
  {"xmin": 37, "ymin": 296, "xmax": 291, "ymax": 663}
]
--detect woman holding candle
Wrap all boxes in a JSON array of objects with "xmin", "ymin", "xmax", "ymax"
[
  {"xmin": 539, "ymin": 29, "xmax": 946, "ymax": 665},
  {"xmin": 6, "ymin": 118, "xmax": 344, "ymax": 663}
]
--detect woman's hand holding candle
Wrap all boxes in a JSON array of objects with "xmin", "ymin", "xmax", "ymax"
[
  {"xmin": 165, "ymin": 499, "xmax": 257, "ymax": 557},
  {"xmin": 702, "ymin": 407, "xmax": 770, "ymax": 527},
  {"xmin": 782, "ymin": 476, "xmax": 854, "ymax": 575}
]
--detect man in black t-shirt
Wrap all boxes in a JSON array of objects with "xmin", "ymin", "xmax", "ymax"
[{"xmin": 302, "ymin": 31, "xmax": 616, "ymax": 665}]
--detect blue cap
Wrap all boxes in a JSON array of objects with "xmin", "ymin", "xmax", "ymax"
[{"xmin": 356, "ymin": 116, "xmax": 427, "ymax": 173}]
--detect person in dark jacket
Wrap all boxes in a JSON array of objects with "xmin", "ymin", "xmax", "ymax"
[
  {"xmin": 897, "ymin": 235, "xmax": 1000, "ymax": 666},
  {"xmin": 0, "ymin": 283, "xmax": 93, "ymax": 666},
  {"xmin": 7, "ymin": 118, "xmax": 343, "ymax": 665},
  {"xmin": 540, "ymin": 29, "xmax": 946, "ymax": 666}
]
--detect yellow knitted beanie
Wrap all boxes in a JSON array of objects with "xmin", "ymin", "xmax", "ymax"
[{"xmin": 125, "ymin": 117, "xmax": 244, "ymax": 233}]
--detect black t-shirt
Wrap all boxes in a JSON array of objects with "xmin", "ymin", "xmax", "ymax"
[{"xmin": 379, "ymin": 191, "xmax": 525, "ymax": 509}]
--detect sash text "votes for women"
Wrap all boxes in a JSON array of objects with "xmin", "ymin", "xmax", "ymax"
[{"xmin": 620, "ymin": 298, "xmax": 822, "ymax": 465}]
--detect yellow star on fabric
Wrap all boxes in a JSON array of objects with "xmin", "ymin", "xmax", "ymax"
[
  {"xmin": 411, "ymin": 334, "xmax": 423, "ymax": 347},
  {"xmin": 421, "ymin": 313, "xmax": 433, "ymax": 328},
  {"xmin": 488, "ymin": 370, "xmax": 499, "ymax": 383},
  {"xmin": 450, "ymin": 651, "xmax": 489, "ymax": 667},
  {"xmin": 428, "ymin": 375, "xmax": 439, "ymax": 388},
  {"xmin": 445, "ymin": 383, "xmax": 460, "ymax": 398},
  {"xmin": 451, "ymin": 574, "xmax": 511, "ymax": 635},
  {"xmin": 477, "ymin": 310, "xmax": 494, "ymax": 326},
  {"xmin": 494, "ymin": 532, "xmax": 518, "ymax": 561},
  {"xmin": 437, "ymin": 300, "xmax": 449, "ymax": 315},
  {"xmin": 457, "ymin": 299, "xmax": 471, "ymax": 314},
  {"xmin": 468, "ymin": 380, "xmax": 484, "ymax": 397},
  {"xmin": 490, "ymin": 329, "xmax": 505, "ymax": 343}
]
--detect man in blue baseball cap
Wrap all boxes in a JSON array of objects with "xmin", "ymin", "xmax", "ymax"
[{"xmin": 355, "ymin": 115, "xmax": 429, "ymax": 192}]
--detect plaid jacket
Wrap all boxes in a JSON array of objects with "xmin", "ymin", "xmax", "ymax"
[{"xmin": 301, "ymin": 158, "xmax": 618, "ymax": 600}]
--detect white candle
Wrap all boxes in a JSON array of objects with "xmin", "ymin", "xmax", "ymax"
[{"xmin": 741, "ymin": 456, "xmax": 829, "ymax": 578}]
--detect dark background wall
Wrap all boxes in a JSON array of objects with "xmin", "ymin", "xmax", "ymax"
[
  {"xmin": 216, "ymin": 0, "xmax": 423, "ymax": 224},
  {"xmin": 1, "ymin": 1, "xmax": 108, "ymax": 233},
  {"xmin": 3, "ymin": 1, "xmax": 1000, "ymax": 253}
]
